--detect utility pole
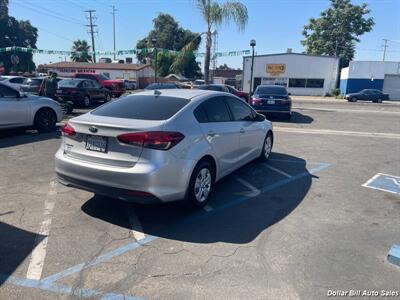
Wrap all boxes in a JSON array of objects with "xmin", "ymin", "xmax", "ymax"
[
  {"xmin": 382, "ymin": 39, "xmax": 389, "ymax": 61},
  {"xmin": 110, "ymin": 5, "xmax": 117, "ymax": 60},
  {"xmin": 85, "ymin": 10, "xmax": 97, "ymax": 63}
]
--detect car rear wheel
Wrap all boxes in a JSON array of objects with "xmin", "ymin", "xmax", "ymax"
[
  {"xmin": 82, "ymin": 95, "xmax": 90, "ymax": 108},
  {"xmin": 259, "ymin": 131, "xmax": 273, "ymax": 162},
  {"xmin": 105, "ymin": 93, "xmax": 111, "ymax": 102},
  {"xmin": 349, "ymin": 97, "xmax": 357, "ymax": 102},
  {"xmin": 185, "ymin": 160, "xmax": 214, "ymax": 209},
  {"xmin": 34, "ymin": 108, "xmax": 57, "ymax": 133},
  {"xmin": 377, "ymin": 98, "xmax": 383, "ymax": 103}
]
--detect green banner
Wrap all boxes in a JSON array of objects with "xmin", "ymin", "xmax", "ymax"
[{"xmin": 0, "ymin": 46, "xmax": 250, "ymax": 58}]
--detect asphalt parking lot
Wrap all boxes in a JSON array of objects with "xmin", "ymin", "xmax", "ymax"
[{"xmin": 1, "ymin": 100, "xmax": 399, "ymax": 299}]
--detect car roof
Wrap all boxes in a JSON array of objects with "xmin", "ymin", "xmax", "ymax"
[{"xmin": 136, "ymin": 88, "xmax": 224, "ymax": 100}]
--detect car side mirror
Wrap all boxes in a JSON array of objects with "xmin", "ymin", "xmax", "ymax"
[{"xmin": 255, "ymin": 113, "xmax": 266, "ymax": 122}]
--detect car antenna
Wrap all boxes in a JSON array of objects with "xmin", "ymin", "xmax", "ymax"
[{"xmin": 154, "ymin": 90, "xmax": 162, "ymax": 97}]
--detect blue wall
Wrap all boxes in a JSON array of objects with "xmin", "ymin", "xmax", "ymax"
[{"xmin": 340, "ymin": 78, "xmax": 384, "ymax": 94}]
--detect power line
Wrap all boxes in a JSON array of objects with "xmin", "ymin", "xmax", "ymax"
[
  {"xmin": 85, "ymin": 10, "xmax": 97, "ymax": 63},
  {"xmin": 12, "ymin": 1, "xmax": 85, "ymax": 26}
]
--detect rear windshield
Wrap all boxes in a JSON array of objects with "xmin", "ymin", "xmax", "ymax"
[
  {"xmin": 256, "ymin": 86, "xmax": 287, "ymax": 95},
  {"xmin": 91, "ymin": 95, "xmax": 190, "ymax": 120},
  {"xmin": 58, "ymin": 79, "xmax": 81, "ymax": 87}
]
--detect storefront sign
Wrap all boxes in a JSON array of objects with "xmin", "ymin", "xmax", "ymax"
[{"xmin": 266, "ymin": 64, "xmax": 285, "ymax": 76}]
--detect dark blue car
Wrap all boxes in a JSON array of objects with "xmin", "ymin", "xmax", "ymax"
[{"xmin": 250, "ymin": 85, "xmax": 292, "ymax": 119}]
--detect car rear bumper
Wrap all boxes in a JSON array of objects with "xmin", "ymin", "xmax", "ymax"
[{"xmin": 55, "ymin": 148, "xmax": 194, "ymax": 203}]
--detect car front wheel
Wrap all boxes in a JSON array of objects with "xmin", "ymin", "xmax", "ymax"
[
  {"xmin": 82, "ymin": 95, "xmax": 90, "ymax": 108},
  {"xmin": 105, "ymin": 93, "xmax": 111, "ymax": 102},
  {"xmin": 259, "ymin": 132, "xmax": 273, "ymax": 162},
  {"xmin": 185, "ymin": 160, "xmax": 214, "ymax": 209},
  {"xmin": 34, "ymin": 108, "xmax": 57, "ymax": 133}
]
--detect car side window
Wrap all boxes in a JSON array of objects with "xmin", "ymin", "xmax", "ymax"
[
  {"xmin": 224, "ymin": 96, "xmax": 254, "ymax": 121},
  {"xmin": 0, "ymin": 85, "xmax": 19, "ymax": 98},
  {"xmin": 82, "ymin": 81, "xmax": 91, "ymax": 88},
  {"xmin": 193, "ymin": 105, "xmax": 208, "ymax": 123},
  {"xmin": 9, "ymin": 77, "xmax": 25, "ymax": 84},
  {"xmin": 200, "ymin": 97, "xmax": 231, "ymax": 122}
]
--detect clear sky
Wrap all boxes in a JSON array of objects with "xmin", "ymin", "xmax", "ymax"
[{"xmin": 8, "ymin": 0, "xmax": 400, "ymax": 69}]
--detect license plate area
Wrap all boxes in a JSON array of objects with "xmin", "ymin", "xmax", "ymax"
[
  {"xmin": 267, "ymin": 100, "xmax": 275, "ymax": 104},
  {"xmin": 85, "ymin": 135, "xmax": 108, "ymax": 153}
]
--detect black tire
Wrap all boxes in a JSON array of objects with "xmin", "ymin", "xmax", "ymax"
[
  {"xmin": 283, "ymin": 113, "xmax": 291, "ymax": 120},
  {"xmin": 350, "ymin": 97, "xmax": 357, "ymax": 102},
  {"xmin": 259, "ymin": 131, "xmax": 273, "ymax": 162},
  {"xmin": 105, "ymin": 93, "xmax": 111, "ymax": 102},
  {"xmin": 82, "ymin": 95, "xmax": 91, "ymax": 108},
  {"xmin": 377, "ymin": 98, "xmax": 383, "ymax": 103},
  {"xmin": 185, "ymin": 160, "xmax": 215, "ymax": 209},
  {"xmin": 34, "ymin": 108, "xmax": 57, "ymax": 133}
]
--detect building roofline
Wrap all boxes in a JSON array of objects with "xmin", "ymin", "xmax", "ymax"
[{"xmin": 243, "ymin": 52, "xmax": 338, "ymax": 59}]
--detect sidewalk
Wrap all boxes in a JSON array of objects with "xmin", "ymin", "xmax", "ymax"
[{"xmin": 291, "ymin": 95, "xmax": 400, "ymax": 105}]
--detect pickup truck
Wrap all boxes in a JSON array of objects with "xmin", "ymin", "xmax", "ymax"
[{"xmin": 72, "ymin": 73, "xmax": 125, "ymax": 97}]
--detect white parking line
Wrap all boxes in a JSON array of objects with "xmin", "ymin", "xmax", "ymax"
[
  {"xmin": 236, "ymin": 178, "xmax": 261, "ymax": 197},
  {"xmin": 26, "ymin": 181, "xmax": 56, "ymax": 280},
  {"xmin": 274, "ymin": 127, "xmax": 400, "ymax": 139},
  {"xmin": 126, "ymin": 206, "xmax": 146, "ymax": 241},
  {"xmin": 265, "ymin": 165, "xmax": 292, "ymax": 178}
]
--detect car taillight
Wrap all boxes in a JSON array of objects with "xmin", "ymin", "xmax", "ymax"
[
  {"xmin": 60, "ymin": 123, "xmax": 76, "ymax": 136},
  {"xmin": 281, "ymin": 98, "xmax": 292, "ymax": 104},
  {"xmin": 69, "ymin": 88, "xmax": 80, "ymax": 94},
  {"xmin": 251, "ymin": 97, "xmax": 262, "ymax": 105},
  {"xmin": 117, "ymin": 131, "xmax": 185, "ymax": 150}
]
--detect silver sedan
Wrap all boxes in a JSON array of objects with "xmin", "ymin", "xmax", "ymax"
[
  {"xmin": 0, "ymin": 83, "xmax": 63, "ymax": 132},
  {"xmin": 55, "ymin": 89, "xmax": 273, "ymax": 208}
]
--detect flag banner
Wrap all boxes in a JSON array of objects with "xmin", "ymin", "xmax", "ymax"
[{"xmin": 0, "ymin": 46, "xmax": 250, "ymax": 57}]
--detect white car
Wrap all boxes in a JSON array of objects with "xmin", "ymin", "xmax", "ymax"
[
  {"xmin": 0, "ymin": 75, "xmax": 28, "ymax": 91},
  {"xmin": 0, "ymin": 83, "xmax": 64, "ymax": 132}
]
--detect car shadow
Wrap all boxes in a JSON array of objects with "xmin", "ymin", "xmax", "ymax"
[
  {"xmin": 0, "ymin": 221, "xmax": 45, "ymax": 285},
  {"xmin": 267, "ymin": 111, "xmax": 314, "ymax": 124},
  {"xmin": 82, "ymin": 152, "xmax": 313, "ymax": 245},
  {"xmin": 0, "ymin": 129, "xmax": 59, "ymax": 148}
]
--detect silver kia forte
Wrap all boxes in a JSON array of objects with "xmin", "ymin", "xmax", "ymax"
[{"xmin": 55, "ymin": 89, "xmax": 273, "ymax": 208}]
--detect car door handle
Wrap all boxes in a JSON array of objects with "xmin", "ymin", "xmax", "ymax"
[
  {"xmin": 240, "ymin": 128, "xmax": 245, "ymax": 134},
  {"xmin": 207, "ymin": 130, "xmax": 216, "ymax": 137}
]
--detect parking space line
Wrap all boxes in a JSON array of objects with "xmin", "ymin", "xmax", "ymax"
[
  {"xmin": 41, "ymin": 235, "xmax": 158, "ymax": 284},
  {"xmin": 26, "ymin": 181, "xmax": 56, "ymax": 280},
  {"xmin": 0, "ymin": 274, "xmax": 143, "ymax": 300},
  {"xmin": 274, "ymin": 127, "xmax": 400, "ymax": 139},
  {"xmin": 126, "ymin": 205, "xmax": 146, "ymax": 241},
  {"xmin": 236, "ymin": 178, "xmax": 261, "ymax": 196},
  {"xmin": 203, "ymin": 204, "xmax": 214, "ymax": 212},
  {"xmin": 264, "ymin": 165, "xmax": 292, "ymax": 178}
]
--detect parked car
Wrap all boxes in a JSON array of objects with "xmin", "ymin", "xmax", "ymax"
[
  {"xmin": 198, "ymin": 84, "xmax": 229, "ymax": 93},
  {"xmin": 123, "ymin": 80, "xmax": 136, "ymax": 90},
  {"xmin": 145, "ymin": 83, "xmax": 180, "ymax": 90},
  {"xmin": 55, "ymin": 89, "xmax": 273, "ymax": 208},
  {"xmin": 0, "ymin": 82, "xmax": 63, "ymax": 132},
  {"xmin": 56, "ymin": 79, "xmax": 112, "ymax": 108},
  {"xmin": 225, "ymin": 85, "xmax": 249, "ymax": 102},
  {"xmin": 249, "ymin": 85, "xmax": 292, "ymax": 119},
  {"xmin": 192, "ymin": 79, "xmax": 205, "ymax": 88},
  {"xmin": 0, "ymin": 76, "xmax": 28, "ymax": 91},
  {"xmin": 20, "ymin": 77, "xmax": 64, "ymax": 95},
  {"xmin": 72, "ymin": 73, "xmax": 126, "ymax": 97},
  {"xmin": 345, "ymin": 89, "xmax": 389, "ymax": 103}
]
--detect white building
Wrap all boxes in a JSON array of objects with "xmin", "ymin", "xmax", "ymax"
[
  {"xmin": 242, "ymin": 53, "xmax": 340, "ymax": 96},
  {"xmin": 43, "ymin": 62, "xmax": 154, "ymax": 87},
  {"xmin": 340, "ymin": 61, "xmax": 400, "ymax": 100}
]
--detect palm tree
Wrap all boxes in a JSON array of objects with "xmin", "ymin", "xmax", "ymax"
[
  {"xmin": 71, "ymin": 39, "xmax": 92, "ymax": 62},
  {"xmin": 195, "ymin": 0, "xmax": 248, "ymax": 83}
]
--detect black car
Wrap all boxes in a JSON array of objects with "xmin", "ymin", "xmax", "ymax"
[
  {"xmin": 20, "ymin": 77, "xmax": 63, "ymax": 95},
  {"xmin": 145, "ymin": 83, "xmax": 180, "ymax": 90},
  {"xmin": 345, "ymin": 89, "xmax": 390, "ymax": 103},
  {"xmin": 198, "ymin": 84, "xmax": 230, "ymax": 93},
  {"xmin": 56, "ymin": 79, "xmax": 112, "ymax": 108},
  {"xmin": 249, "ymin": 85, "xmax": 292, "ymax": 119}
]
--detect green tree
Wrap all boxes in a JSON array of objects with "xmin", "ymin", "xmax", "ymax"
[
  {"xmin": 0, "ymin": 0, "xmax": 38, "ymax": 73},
  {"xmin": 301, "ymin": 0, "xmax": 374, "ymax": 67},
  {"xmin": 136, "ymin": 13, "xmax": 202, "ymax": 78},
  {"xmin": 195, "ymin": 0, "xmax": 248, "ymax": 83},
  {"xmin": 71, "ymin": 39, "xmax": 92, "ymax": 62}
]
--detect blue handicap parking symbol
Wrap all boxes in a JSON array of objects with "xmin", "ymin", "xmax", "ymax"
[
  {"xmin": 363, "ymin": 173, "xmax": 400, "ymax": 195},
  {"xmin": 388, "ymin": 244, "xmax": 400, "ymax": 267}
]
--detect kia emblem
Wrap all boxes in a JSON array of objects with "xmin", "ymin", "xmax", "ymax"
[{"xmin": 89, "ymin": 126, "xmax": 98, "ymax": 133}]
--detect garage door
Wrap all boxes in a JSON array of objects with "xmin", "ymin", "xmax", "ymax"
[{"xmin": 383, "ymin": 75, "xmax": 400, "ymax": 100}]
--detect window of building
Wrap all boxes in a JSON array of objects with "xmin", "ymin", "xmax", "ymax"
[
  {"xmin": 306, "ymin": 79, "xmax": 324, "ymax": 88},
  {"xmin": 289, "ymin": 78, "xmax": 306, "ymax": 88}
]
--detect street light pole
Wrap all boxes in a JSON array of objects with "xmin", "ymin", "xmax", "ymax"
[
  {"xmin": 249, "ymin": 39, "xmax": 256, "ymax": 95},
  {"xmin": 151, "ymin": 38, "xmax": 157, "ymax": 83}
]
